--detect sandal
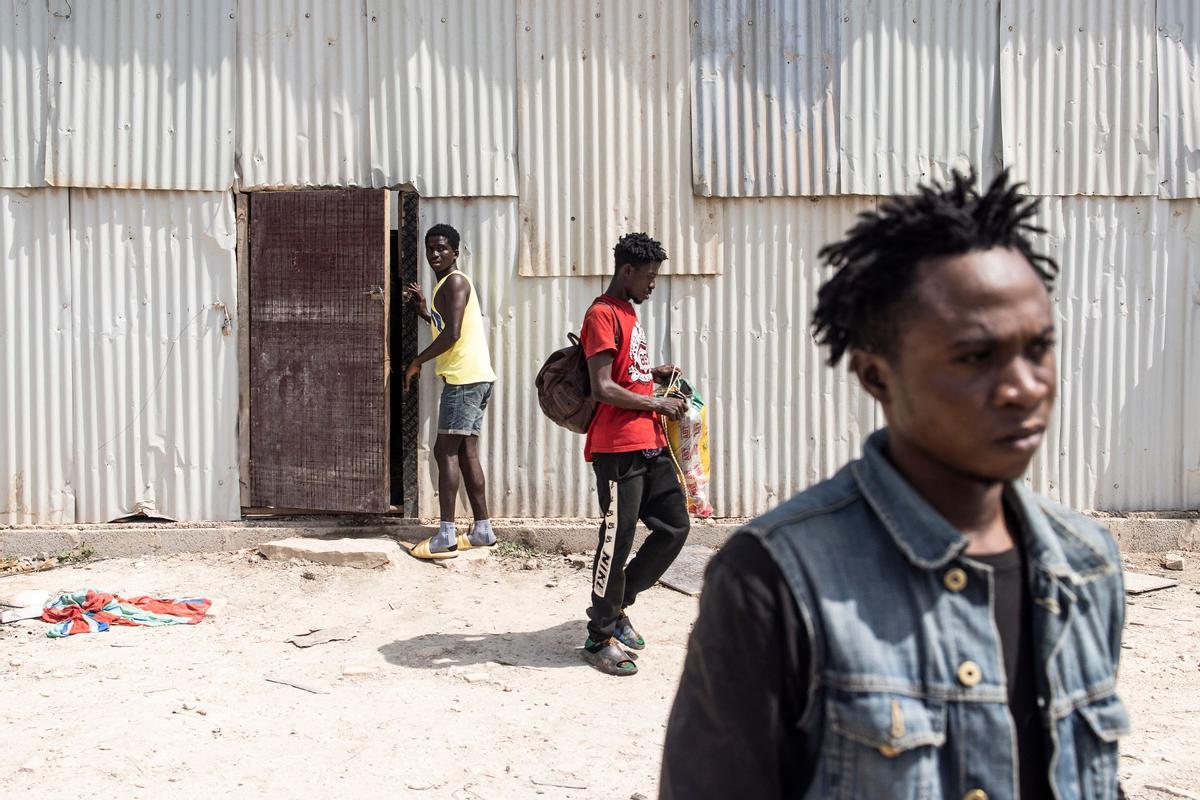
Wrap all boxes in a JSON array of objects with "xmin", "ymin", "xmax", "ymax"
[
  {"xmin": 455, "ymin": 532, "xmax": 498, "ymax": 551},
  {"xmin": 409, "ymin": 537, "xmax": 459, "ymax": 560},
  {"xmin": 613, "ymin": 615, "xmax": 646, "ymax": 651},
  {"xmin": 581, "ymin": 639, "xmax": 638, "ymax": 676}
]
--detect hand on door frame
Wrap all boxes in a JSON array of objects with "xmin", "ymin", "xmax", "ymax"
[{"xmin": 404, "ymin": 361, "xmax": 422, "ymax": 393}]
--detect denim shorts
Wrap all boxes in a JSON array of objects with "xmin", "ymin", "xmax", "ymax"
[{"xmin": 438, "ymin": 381, "xmax": 494, "ymax": 436}]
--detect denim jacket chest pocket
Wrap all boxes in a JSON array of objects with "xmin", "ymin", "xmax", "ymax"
[{"xmin": 822, "ymin": 691, "xmax": 947, "ymax": 800}]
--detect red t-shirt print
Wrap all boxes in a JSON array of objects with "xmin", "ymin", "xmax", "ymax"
[{"xmin": 579, "ymin": 295, "xmax": 666, "ymax": 461}]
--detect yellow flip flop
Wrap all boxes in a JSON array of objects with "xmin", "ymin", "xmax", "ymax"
[
  {"xmin": 410, "ymin": 537, "xmax": 459, "ymax": 560},
  {"xmin": 455, "ymin": 532, "xmax": 498, "ymax": 551}
]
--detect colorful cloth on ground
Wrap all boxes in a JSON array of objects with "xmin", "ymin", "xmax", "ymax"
[{"xmin": 41, "ymin": 590, "xmax": 211, "ymax": 638}]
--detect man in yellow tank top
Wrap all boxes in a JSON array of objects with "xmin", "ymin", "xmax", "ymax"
[{"xmin": 403, "ymin": 224, "xmax": 498, "ymax": 559}]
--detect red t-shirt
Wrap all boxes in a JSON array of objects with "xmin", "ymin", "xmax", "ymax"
[{"xmin": 580, "ymin": 295, "xmax": 666, "ymax": 461}]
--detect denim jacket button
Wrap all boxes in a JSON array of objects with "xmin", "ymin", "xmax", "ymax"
[
  {"xmin": 957, "ymin": 660, "xmax": 982, "ymax": 687},
  {"xmin": 964, "ymin": 790, "xmax": 988, "ymax": 800},
  {"xmin": 943, "ymin": 567, "xmax": 968, "ymax": 592}
]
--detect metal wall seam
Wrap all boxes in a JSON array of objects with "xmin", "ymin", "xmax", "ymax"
[
  {"xmin": 43, "ymin": 1, "xmax": 236, "ymax": 191},
  {"xmin": 516, "ymin": 0, "xmax": 722, "ymax": 276},
  {"xmin": 366, "ymin": 1, "xmax": 518, "ymax": 197},
  {"xmin": 839, "ymin": 0, "xmax": 1001, "ymax": 195},
  {"xmin": 0, "ymin": 0, "xmax": 48, "ymax": 187},
  {"xmin": 1156, "ymin": 0, "xmax": 1200, "ymax": 199},
  {"xmin": 1024, "ymin": 196, "xmax": 1192, "ymax": 511},
  {"xmin": 0, "ymin": 188, "xmax": 74, "ymax": 524},
  {"xmin": 690, "ymin": 0, "xmax": 839, "ymax": 197},
  {"xmin": 1000, "ymin": 0, "xmax": 1159, "ymax": 196},
  {"xmin": 237, "ymin": 0, "xmax": 371, "ymax": 190},
  {"xmin": 669, "ymin": 196, "xmax": 881, "ymax": 517},
  {"xmin": 70, "ymin": 189, "xmax": 240, "ymax": 523}
]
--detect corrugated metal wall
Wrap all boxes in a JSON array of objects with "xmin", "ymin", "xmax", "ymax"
[
  {"xmin": 1157, "ymin": 0, "xmax": 1200, "ymax": 199},
  {"xmin": 1000, "ymin": 0, "xmax": 1159, "ymax": 196},
  {"xmin": 71, "ymin": 190, "xmax": 240, "ymax": 522},
  {"xmin": 0, "ymin": 0, "xmax": 47, "ymax": 187},
  {"xmin": 4, "ymin": 1, "xmax": 1181, "ymax": 199},
  {"xmin": 1024, "ymin": 197, "xmax": 1196, "ymax": 511},
  {"xmin": 690, "ymin": 0, "xmax": 839, "ymax": 197},
  {"xmin": 1186, "ymin": 201, "xmax": 1200, "ymax": 504},
  {"xmin": 516, "ymin": 0, "xmax": 722, "ymax": 276},
  {"xmin": 3, "ymin": 2, "xmax": 1200, "ymax": 520},
  {"xmin": 236, "ymin": 0, "xmax": 371, "ymax": 189},
  {"xmin": 839, "ymin": 0, "xmax": 1001, "ymax": 194},
  {"xmin": 367, "ymin": 0, "xmax": 518, "ymax": 196},
  {"xmin": 669, "ymin": 197, "xmax": 882, "ymax": 515},
  {"xmin": 0, "ymin": 188, "xmax": 74, "ymax": 524},
  {"xmin": 44, "ymin": 1, "xmax": 236, "ymax": 191},
  {"xmin": 691, "ymin": 0, "xmax": 1000, "ymax": 197}
]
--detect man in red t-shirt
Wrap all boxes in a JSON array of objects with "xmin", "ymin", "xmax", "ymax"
[{"xmin": 577, "ymin": 232, "xmax": 690, "ymax": 676}]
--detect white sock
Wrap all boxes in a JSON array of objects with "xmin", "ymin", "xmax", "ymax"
[
  {"xmin": 470, "ymin": 519, "xmax": 495, "ymax": 545},
  {"xmin": 430, "ymin": 521, "xmax": 457, "ymax": 550}
]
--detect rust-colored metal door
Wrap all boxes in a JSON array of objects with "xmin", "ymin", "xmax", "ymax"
[{"xmin": 248, "ymin": 190, "xmax": 390, "ymax": 512}]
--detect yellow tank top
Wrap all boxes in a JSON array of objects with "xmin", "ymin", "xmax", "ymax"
[{"xmin": 429, "ymin": 269, "xmax": 497, "ymax": 385}]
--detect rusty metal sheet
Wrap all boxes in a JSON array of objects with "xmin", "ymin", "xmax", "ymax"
[{"xmin": 249, "ymin": 189, "xmax": 390, "ymax": 512}]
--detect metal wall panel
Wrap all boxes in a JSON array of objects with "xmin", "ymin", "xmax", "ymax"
[
  {"xmin": 43, "ymin": 0, "xmax": 236, "ymax": 191},
  {"xmin": 1185, "ymin": 201, "xmax": 1200, "ymax": 504},
  {"xmin": 1157, "ymin": 0, "xmax": 1200, "ymax": 199},
  {"xmin": 71, "ymin": 189, "xmax": 240, "ymax": 522},
  {"xmin": 413, "ymin": 196, "xmax": 606, "ymax": 517},
  {"xmin": 0, "ymin": 188, "xmax": 74, "ymax": 523},
  {"xmin": 237, "ymin": 0, "xmax": 371, "ymax": 189},
  {"xmin": 1000, "ymin": 0, "xmax": 1159, "ymax": 196},
  {"xmin": 1024, "ymin": 197, "xmax": 1194, "ymax": 511},
  {"xmin": 690, "ymin": 0, "xmax": 839, "ymax": 197},
  {"xmin": 840, "ymin": 0, "xmax": 1001, "ymax": 194},
  {"xmin": 366, "ymin": 0, "xmax": 518, "ymax": 196},
  {"xmin": 670, "ymin": 196, "xmax": 881, "ymax": 517},
  {"xmin": 0, "ymin": 0, "xmax": 48, "ymax": 187},
  {"xmin": 516, "ymin": 0, "xmax": 722, "ymax": 276}
]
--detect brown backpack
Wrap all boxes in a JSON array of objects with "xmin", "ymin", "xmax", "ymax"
[{"xmin": 535, "ymin": 303, "xmax": 619, "ymax": 434}]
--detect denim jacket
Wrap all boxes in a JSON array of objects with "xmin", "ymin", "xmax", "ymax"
[{"xmin": 748, "ymin": 429, "xmax": 1129, "ymax": 800}]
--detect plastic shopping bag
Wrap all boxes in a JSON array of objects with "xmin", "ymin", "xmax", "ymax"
[{"xmin": 658, "ymin": 378, "xmax": 713, "ymax": 519}]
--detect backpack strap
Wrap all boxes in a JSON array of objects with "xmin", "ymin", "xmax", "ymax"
[{"xmin": 587, "ymin": 298, "xmax": 621, "ymax": 349}]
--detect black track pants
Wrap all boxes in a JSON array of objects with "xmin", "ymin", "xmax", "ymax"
[{"xmin": 587, "ymin": 450, "xmax": 690, "ymax": 642}]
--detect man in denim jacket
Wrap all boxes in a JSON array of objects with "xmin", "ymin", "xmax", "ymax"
[{"xmin": 662, "ymin": 170, "xmax": 1128, "ymax": 800}]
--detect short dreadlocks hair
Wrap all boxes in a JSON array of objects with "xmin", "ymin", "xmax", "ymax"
[
  {"xmin": 812, "ymin": 168, "xmax": 1057, "ymax": 366},
  {"xmin": 425, "ymin": 223, "xmax": 460, "ymax": 249},
  {"xmin": 613, "ymin": 232, "xmax": 668, "ymax": 271}
]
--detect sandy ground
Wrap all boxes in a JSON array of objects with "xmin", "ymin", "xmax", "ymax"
[{"xmin": 0, "ymin": 545, "xmax": 1197, "ymax": 800}]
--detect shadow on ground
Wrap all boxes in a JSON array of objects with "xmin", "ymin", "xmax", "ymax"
[{"xmin": 378, "ymin": 620, "xmax": 588, "ymax": 670}]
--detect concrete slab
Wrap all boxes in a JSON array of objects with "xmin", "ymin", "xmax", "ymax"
[
  {"xmin": 1124, "ymin": 572, "xmax": 1179, "ymax": 595},
  {"xmin": 659, "ymin": 545, "xmax": 717, "ymax": 597},
  {"xmin": 1106, "ymin": 516, "xmax": 1200, "ymax": 553},
  {"xmin": 257, "ymin": 537, "xmax": 401, "ymax": 569}
]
